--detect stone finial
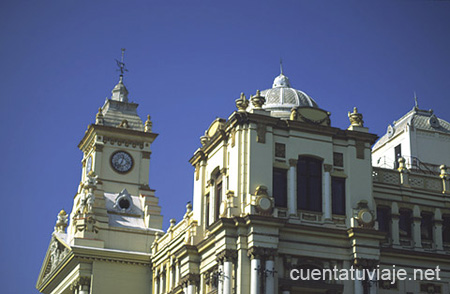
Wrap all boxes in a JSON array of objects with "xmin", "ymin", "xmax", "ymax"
[
  {"xmin": 290, "ymin": 107, "xmax": 299, "ymax": 121},
  {"xmin": 170, "ymin": 218, "xmax": 176, "ymax": 227},
  {"xmin": 186, "ymin": 202, "xmax": 193, "ymax": 214},
  {"xmin": 95, "ymin": 108, "xmax": 104, "ymax": 125},
  {"xmin": 144, "ymin": 115, "xmax": 152, "ymax": 133},
  {"xmin": 55, "ymin": 210, "xmax": 68, "ymax": 233},
  {"xmin": 250, "ymin": 90, "xmax": 265, "ymax": 109},
  {"xmin": 235, "ymin": 92, "xmax": 249, "ymax": 112},
  {"xmin": 348, "ymin": 107, "xmax": 364, "ymax": 127},
  {"xmin": 397, "ymin": 157, "xmax": 406, "ymax": 172},
  {"xmin": 440, "ymin": 165, "xmax": 448, "ymax": 179}
]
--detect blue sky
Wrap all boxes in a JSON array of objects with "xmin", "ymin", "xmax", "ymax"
[{"xmin": 1, "ymin": 1, "xmax": 449, "ymax": 293}]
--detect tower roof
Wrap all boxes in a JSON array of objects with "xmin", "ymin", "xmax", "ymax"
[
  {"xmin": 257, "ymin": 71, "xmax": 319, "ymax": 118},
  {"xmin": 373, "ymin": 106, "xmax": 450, "ymax": 150},
  {"xmin": 111, "ymin": 75, "xmax": 129, "ymax": 102}
]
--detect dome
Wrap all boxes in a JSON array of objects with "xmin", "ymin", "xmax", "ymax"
[{"xmin": 258, "ymin": 72, "xmax": 319, "ymax": 118}]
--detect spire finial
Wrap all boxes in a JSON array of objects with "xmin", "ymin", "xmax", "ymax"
[
  {"xmin": 115, "ymin": 48, "xmax": 128, "ymax": 77},
  {"xmin": 280, "ymin": 58, "xmax": 284, "ymax": 75},
  {"xmin": 414, "ymin": 91, "xmax": 419, "ymax": 108}
]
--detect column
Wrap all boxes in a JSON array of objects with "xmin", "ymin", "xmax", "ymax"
[
  {"xmin": 354, "ymin": 269, "xmax": 364, "ymax": 294},
  {"xmin": 412, "ymin": 206, "xmax": 422, "ymax": 248},
  {"xmin": 218, "ymin": 263, "xmax": 224, "ymax": 294},
  {"xmin": 187, "ymin": 284, "xmax": 196, "ymax": 294},
  {"xmin": 323, "ymin": 164, "xmax": 332, "ymax": 221},
  {"xmin": 248, "ymin": 248, "xmax": 262, "ymax": 294},
  {"xmin": 154, "ymin": 272, "xmax": 159, "ymax": 294},
  {"xmin": 288, "ymin": 159, "xmax": 297, "ymax": 217},
  {"xmin": 281, "ymin": 285, "xmax": 291, "ymax": 294},
  {"xmin": 251, "ymin": 258, "xmax": 261, "ymax": 294},
  {"xmin": 370, "ymin": 277, "xmax": 378, "ymax": 294},
  {"xmin": 265, "ymin": 258, "xmax": 275, "ymax": 294},
  {"xmin": 391, "ymin": 203, "xmax": 400, "ymax": 245},
  {"xmin": 79, "ymin": 285, "xmax": 89, "ymax": 294},
  {"xmin": 223, "ymin": 260, "xmax": 232, "ymax": 294},
  {"xmin": 434, "ymin": 208, "xmax": 443, "ymax": 250}
]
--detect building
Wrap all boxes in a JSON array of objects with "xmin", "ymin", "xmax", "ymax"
[
  {"xmin": 37, "ymin": 66, "xmax": 450, "ymax": 294},
  {"xmin": 36, "ymin": 73, "xmax": 164, "ymax": 294}
]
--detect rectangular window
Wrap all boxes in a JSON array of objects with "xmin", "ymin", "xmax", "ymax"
[
  {"xmin": 205, "ymin": 193, "xmax": 210, "ymax": 227},
  {"xmin": 331, "ymin": 177, "xmax": 345, "ymax": 215},
  {"xmin": 399, "ymin": 209, "xmax": 412, "ymax": 238},
  {"xmin": 421, "ymin": 212, "xmax": 433, "ymax": 241},
  {"xmin": 215, "ymin": 181, "xmax": 222, "ymax": 220},
  {"xmin": 273, "ymin": 168, "xmax": 287, "ymax": 208},
  {"xmin": 297, "ymin": 157, "xmax": 322, "ymax": 212},
  {"xmin": 377, "ymin": 206, "xmax": 391, "ymax": 233},
  {"xmin": 394, "ymin": 144, "xmax": 402, "ymax": 168},
  {"xmin": 443, "ymin": 215, "xmax": 450, "ymax": 243}
]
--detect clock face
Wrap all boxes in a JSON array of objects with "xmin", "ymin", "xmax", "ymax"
[
  {"xmin": 86, "ymin": 156, "xmax": 92, "ymax": 174},
  {"xmin": 110, "ymin": 151, "xmax": 133, "ymax": 173}
]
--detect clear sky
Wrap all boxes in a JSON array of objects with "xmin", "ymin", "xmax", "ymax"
[{"xmin": 1, "ymin": 1, "xmax": 449, "ymax": 293}]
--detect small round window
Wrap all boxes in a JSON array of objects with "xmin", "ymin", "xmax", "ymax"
[{"xmin": 118, "ymin": 198, "xmax": 130, "ymax": 210}]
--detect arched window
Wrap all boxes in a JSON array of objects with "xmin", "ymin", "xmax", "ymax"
[{"xmin": 297, "ymin": 156, "xmax": 322, "ymax": 212}]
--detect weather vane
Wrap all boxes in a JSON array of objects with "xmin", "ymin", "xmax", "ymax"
[{"xmin": 115, "ymin": 48, "xmax": 128, "ymax": 76}]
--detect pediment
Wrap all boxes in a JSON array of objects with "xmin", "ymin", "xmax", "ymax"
[{"xmin": 36, "ymin": 233, "xmax": 72, "ymax": 290}]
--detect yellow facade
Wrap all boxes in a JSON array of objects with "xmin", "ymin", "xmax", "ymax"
[{"xmin": 38, "ymin": 70, "xmax": 450, "ymax": 294}]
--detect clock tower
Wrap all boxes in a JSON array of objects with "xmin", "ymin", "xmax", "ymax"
[{"xmin": 37, "ymin": 58, "xmax": 163, "ymax": 294}]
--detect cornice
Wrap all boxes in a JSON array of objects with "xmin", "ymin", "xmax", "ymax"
[
  {"xmin": 78, "ymin": 124, "xmax": 158, "ymax": 151},
  {"xmin": 189, "ymin": 111, "xmax": 378, "ymax": 165}
]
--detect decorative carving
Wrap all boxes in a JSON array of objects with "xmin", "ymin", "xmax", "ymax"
[
  {"xmin": 324, "ymin": 164, "xmax": 333, "ymax": 173},
  {"xmin": 118, "ymin": 119, "xmax": 130, "ymax": 128},
  {"xmin": 144, "ymin": 115, "xmax": 152, "ymax": 132},
  {"xmin": 353, "ymin": 258, "xmax": 378, "ymax": 270},
  {"xmin": 102, "ymin": 136, "xmax": 145, "ymax": 149},
  {"xmin": 70, "ymin": 277, "xmax": 91, "ymax": 292},
  {"xmin": 420, "ymin": 283, "xmax": 442, "ymax": 293},
  {"xmin": 200, "ymin": 131, "xmax": 209, "ymax": 147},
  {"xmin": 113, "ymin": 189, "xmax": 133, "ymax": 212},
  {"xmin": 256, "ymin": 124, "xmax": 266, "ymax": 143},
  {"xmin": 247, "ymin": 247, "xmax": 277, "ymax": 260},
  {"xmin": 216, "ymin": 249, "xmax": 238, "ymax": 263},
  {"xmin": 275, "ymin": 143, "xmax": 285, "ymax": 158},
  {"xmin": 333, "ymin": 152, "xmax": 343, "ymax": 167},
  {"xmin": 348, "ymin": 107, "xmax": 364, "ymax": 127},
  {"xmin": 235, "ymin": 92, "xmax": 249, "ymax": 112},
  {"xmin": 354, "ymin": 200, "xmax": 375, "ymax": 229},
  {"xmin": 180, "ymin": 273, "xmax": 200, "ymax": 286},
  {"xmin": 289, "ymin": 159, "xmax": 298, "ymax": 167},
  {"xmin": 142, "ymin": 151, "xmax": 151, "ymax": 159},
  {"xmin": 250, "ymin": 90, "xmax": 265, "ymax": 109},
  {"xmin": 231, "ymin": 129, "xmax": 236, "ymax": 147},
  {"xmin": 54, "ymin": 210, "xmax": 68, "ymax": 233},
  {"xmin": 44, "ymin": 238, "xmax": 70, "ymax": 280},
  {"xmin": 254, "ymin": 185, "xmax": 273, "ymax": 215},
  {"xmin": 93, "ymin": 144, "xmax": 103, "ymax": 152}
]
